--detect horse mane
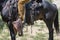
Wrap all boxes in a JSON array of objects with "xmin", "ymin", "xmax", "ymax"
[{"xmin": 36, "ymin": 0, "xmax": 42, "ymax": 3}]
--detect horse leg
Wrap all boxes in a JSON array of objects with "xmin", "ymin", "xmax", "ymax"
[
  {"xmin": 20, "ymin": 27, "xmax": 23, "ymax": 36},
  {"xmin": 7, "ymin": 22, "xmax": 16, "ymax": 40},
  {"xmin": 18, "ymin": 26, "xmax": 23, "ymax": 36},
  {"xmin": 44, "ymin": 20, "xmax": 54, "ymax": 40}
]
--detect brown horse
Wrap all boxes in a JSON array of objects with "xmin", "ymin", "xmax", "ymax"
[{"xmin": 18, "ymin": 0, "xmax": 30, "ymax": 21}]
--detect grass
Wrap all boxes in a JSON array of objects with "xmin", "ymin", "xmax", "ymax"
[
  {"xmin": 21, "ymin": 37, "xmax": 27, "ymax": 40},
  {"xmin": 33, "ymin": 33, "xmax": 48, "ymax": 40}
]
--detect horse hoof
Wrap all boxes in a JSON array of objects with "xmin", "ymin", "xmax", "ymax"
[{"xmin": 18, "ymin": 33, "xmax": 23, "ymax": 36}]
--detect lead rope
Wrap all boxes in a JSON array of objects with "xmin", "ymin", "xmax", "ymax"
[{"xmin": 30, "ymin": 10, "xmax": 33, "ymax": 34}]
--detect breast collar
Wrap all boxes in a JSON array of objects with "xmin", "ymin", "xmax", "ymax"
[{"xmin": 30, "ymin": 1, "xmax": 44, "ymax": 10}]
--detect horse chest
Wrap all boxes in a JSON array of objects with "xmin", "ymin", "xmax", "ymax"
[
  {"xmin": 33, "ymin": 7, "xmax": 44, "ymax": 20},
  {"xmin": 34, "ymin": 10, "xmax": 44, "ymax": 20},
  {"xmin": 30, "ymin": 2, "xmax": 44, "ymax": 20}
]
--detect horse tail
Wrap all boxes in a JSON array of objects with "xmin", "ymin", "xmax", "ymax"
[{"xmin": 54, "ymin": 10, "xmax": 59, "ymax": 33}]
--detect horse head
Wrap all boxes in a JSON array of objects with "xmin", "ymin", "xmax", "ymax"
[{"xmin": 0, "ymin": 0, "xmax": 8, "ymax": 11}]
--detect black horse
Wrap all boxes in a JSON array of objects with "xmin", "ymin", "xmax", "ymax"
[
  {"xmin": 25, "ymin": 0, "xmax": 59, "ymax": 40},
  {"xmin": 1, "ymin": 0, "xmax": 23, "ymax": 40},
  {"xmin": 0, "ymin": 0, "xmax": 8, "ymax": 11}
]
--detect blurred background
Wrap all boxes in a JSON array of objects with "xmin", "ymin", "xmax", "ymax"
[{"xmin": 0, "ymin": 0, "xmax": 60, "ymax": 40}]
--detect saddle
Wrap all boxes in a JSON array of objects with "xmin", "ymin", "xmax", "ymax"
[
  {"xmin": 30, "ymin": 1, "xmax": 44, "ymax": 20},
  {"xmin": 12, "ymin": 18, "xmax": 23, "ymax": 34}
]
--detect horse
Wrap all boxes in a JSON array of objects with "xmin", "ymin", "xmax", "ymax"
[
  {"xmin": 24, "ymin": 0, "xmax": 60, "ymax": 40},
  {"xmin": 1, "ymin": 0, "xmax": 23, "ymax": 40},
  {"xmin": 18, "ymin": 0, "xmax": 30, "ymax": 21}
]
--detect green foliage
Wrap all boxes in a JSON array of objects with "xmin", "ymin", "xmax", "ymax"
[{"xmin": 0, "ymin": 15, "xmax": 6, "ymax": 32}]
